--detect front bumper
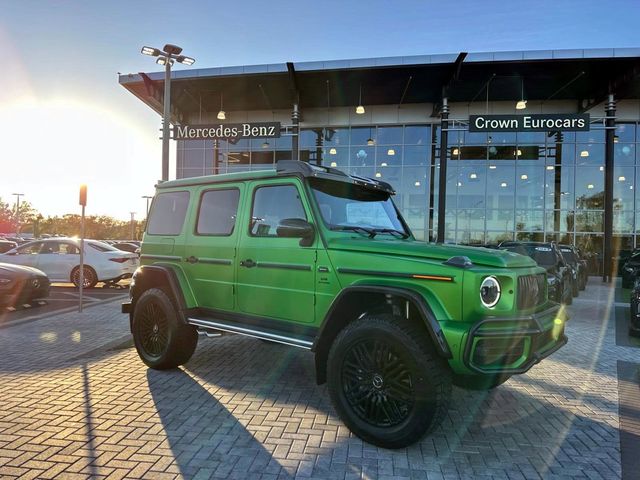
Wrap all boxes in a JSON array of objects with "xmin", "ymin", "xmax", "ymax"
[{"xmin": 463, "ymin": 304, "xmax": 568, "ymax": 375}]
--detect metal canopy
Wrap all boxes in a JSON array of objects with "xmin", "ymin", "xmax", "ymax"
[{"xmin": 119, "ymin": 49, "xmax": 640, "ymax": 119}]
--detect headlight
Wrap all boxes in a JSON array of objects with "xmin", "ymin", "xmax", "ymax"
[
  {"xmin": 624, "ymin": 266, "xmax": 635, "ymax": 273},
  {"xmin": 547, "ymin": 275, "xmax": 557, "ymax": 286},
  {"xmin": 480, "ymin": 276, "xmax": 501, "ymax": 308}
]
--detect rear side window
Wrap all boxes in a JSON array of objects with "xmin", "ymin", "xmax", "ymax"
[
  {"xmin": 147, "ymin": 191, "xmax": 190, "ymax": 235},
  {"xmin": 197, "ymin": 188, "xmax": 240, "ymax": 236}
]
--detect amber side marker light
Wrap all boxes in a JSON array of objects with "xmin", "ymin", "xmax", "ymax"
[{"xmin": 412, "ymin": 274, "xmax": 453, "ymax": 281}]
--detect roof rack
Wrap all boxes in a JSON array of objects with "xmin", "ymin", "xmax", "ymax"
[{"xmin": 276, "ymin": 160, "xmax": 395, "ymax": 194}]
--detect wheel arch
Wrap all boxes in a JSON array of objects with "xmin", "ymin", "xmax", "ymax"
[
  {"xmin": 312, "ymin": 285, "xmax": 452, "ymax": 385},
  {"xmin": 129, "ymin": 264, "xmax": 196, "ymax": 329}
]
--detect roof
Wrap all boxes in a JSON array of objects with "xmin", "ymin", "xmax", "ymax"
[
  {"xmin": 158, "ymin": 161, "xmax": 395, "ymax": 194},
  {"xmin": 120, "ymin": 47, "xmax": 640, "ymax": 118}
]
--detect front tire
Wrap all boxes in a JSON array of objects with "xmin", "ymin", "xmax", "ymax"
[
  {"xmin": 326, "ymin": 314, "xmax": 451, "ymax": 449},
  {"xmin": 132, "ymin": 288, "xmax": 198, "ymax": 370}
]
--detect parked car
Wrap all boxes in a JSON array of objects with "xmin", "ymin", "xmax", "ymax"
[
  {"xmin": 499, "ymin": 241, "xmax": 574, "ymax": 305},
  {"xmin": 122, "ymin": 160, "xmax": 567, "ymax": 449},
  {"xmin": 0, "ymin": 263, "xmax": 50, "ymax": 307},
  {"xmin": 113, "ymin": 242, "xmax": 140, "ymax": 254},
  {"xmin": 622, "ymin": 250, "xmax": 640, "ymax": 288},
  {"xmin": 559, "ymin": 245, "xmax": 587, "ymax": 292},
  {"xmin": 0, "ymin": 238, "xmax": 138, "ymax": 288},
  {"xmin": 630, "ymin": 277, "xmax": 640, "ymax": 337},
  {"xmin": 0, "ymin": 240, "xmax": 17, "ymax": 254}
]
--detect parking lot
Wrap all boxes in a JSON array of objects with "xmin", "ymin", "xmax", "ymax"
[
  {"xmin": 0, "ymin": 279, "xmax": 638, "ymax": 479},
  {"xmin": 0, "ymin": 282, "xmax": 129, "ymax": 329}
]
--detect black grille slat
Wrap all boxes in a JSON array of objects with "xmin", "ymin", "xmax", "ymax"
[{"xmin": 517, "ymin": 274, "xmax": 546, "ymax": 310}]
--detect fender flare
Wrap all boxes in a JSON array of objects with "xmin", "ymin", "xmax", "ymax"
[{"xmin": 130, "ymin": 264, "xmax": 191, "ymax": 323}]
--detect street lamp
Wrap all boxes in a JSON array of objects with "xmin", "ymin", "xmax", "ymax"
[
  {"xmin": 141, "ymin": 44, "xmax": 195, "ymax": 182},
  {"xmin": 129, "ymin": 212, "xmax": 136, "ymax": 240},
  {"xmin": 12, "ymin": 193, "xmax": 23, "ymax": 235},
  {"xmin": 142, "ymin": 195, "xmax": 153, "ymax": 218}
]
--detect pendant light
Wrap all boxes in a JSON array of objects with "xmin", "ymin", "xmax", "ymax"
[
  {"xmin": 217, "ymin": 92, "xmax": 226, "ymax": 120},
  {"xmin": 356, "ymin": 84, "xmax": 365, "ymax": 115},
  {"xmin": 516, "ymin": 79, "xmax": 527, "ymax": 110},
  {"xmin": 366, "ymin": 126, "xmax": 374, "ymax": 145}
]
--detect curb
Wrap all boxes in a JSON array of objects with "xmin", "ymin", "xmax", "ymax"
[{"xmin": 0, "ymin": 294, "xmax": 127, "ymax": 330}]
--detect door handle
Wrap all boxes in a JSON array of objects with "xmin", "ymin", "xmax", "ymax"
[
  {"xmin": 186, "ymin": 255, "xmax": 199, "ymax": 264},
  {"xmin": 240, "ymin": 259, "xmax": 256, "ymax": 268}
]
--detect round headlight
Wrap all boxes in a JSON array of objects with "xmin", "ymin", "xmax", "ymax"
[{"xmin": 480, "ymin": 276, "xmax": 501, "ymax": 308}]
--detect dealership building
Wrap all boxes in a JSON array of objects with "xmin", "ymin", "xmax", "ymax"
[{"xmin": 119, "ymin": 47, "xmax": 640, "ymax": 274}]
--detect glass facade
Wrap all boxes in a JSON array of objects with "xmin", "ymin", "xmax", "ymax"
[{"xmin": 176, "ymin": 122, "xmax": 640, "ymax": 258}]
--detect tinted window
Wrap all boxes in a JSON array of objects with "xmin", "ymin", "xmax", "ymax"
[
  {"xmin": 17, "ymin": 242, "xmax": 43, "ymax": 254},
  {"xmin": 197, "ymin": 189, "xmax": 240, "ymax": 236},
  {"xmin": 147, "ymin": 191, "xmax": 190, "ymax": 235},
  {"xmin": 41, "ymin": 242, "xmax": 79, "ymax": 254},
  {"xmin": 89, "ymin": 241, "xmax": 118, "ymax": 252},
  {"xmin": 251, "ymin": 185, "xmax": 306, "ymax": 236}
]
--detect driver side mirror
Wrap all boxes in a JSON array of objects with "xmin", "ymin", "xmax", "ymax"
[{"xmin": 277, "ymin": 218, "xmax": 315, "ymax": 247}]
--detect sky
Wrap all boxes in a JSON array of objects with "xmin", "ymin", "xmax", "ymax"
[{"xmin": 0, "ymin": 0, "xmax": 638, "ymax": 220}]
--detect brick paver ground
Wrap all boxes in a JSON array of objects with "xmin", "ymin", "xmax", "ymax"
[{"xmin": 0, "ymin": 279, "xmax": 639, "ymax": 479}]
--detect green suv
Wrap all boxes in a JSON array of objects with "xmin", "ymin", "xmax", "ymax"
[{"xmin": 122, "ymin": 160, "xmax": 567, "ymax": 448}]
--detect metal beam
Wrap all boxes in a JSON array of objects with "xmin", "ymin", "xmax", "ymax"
[{"xmin": 603, "ymin": 93, "xmax": 616, "ymax": 282}]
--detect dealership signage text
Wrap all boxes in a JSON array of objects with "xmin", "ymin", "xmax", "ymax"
[
  {"xmin": 469, "ymin": 114, "xmax": 590, "ymax": 132},
  {"xmin": 174, "ymin": 122, "xmax": 281, "ymax": 140}
]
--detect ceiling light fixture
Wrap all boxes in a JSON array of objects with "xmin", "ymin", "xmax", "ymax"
[
  {"xmin": 470, "ymin": 173, "xmax": 477, "ymax": 179},
  {"xmin": 380, "ymin": 162, "xmax": 388, "ymax": 167},
  {"xmin": 489, "ymin": 165, "xmax": 497, "ymax": 169},
  {"xmin": 261, "ymin": 141, "xmax": 269, "ymax": 149},
  {"xmin": 587, "ymin": 184, "xmax": 594, "ymax": 189},
  {"xmin": 520, "ymin": 174, "xmax": 528, "ymax": 180},
  {"xmin": 614, "ymin": 135, "xmax": 619, "ymax": 143},
  {"xmin": 457, "ymin": 181, "xmax": 463, "ymax": 187},
  {"xmin": 546, "ymin": 166, "xmax": 555, "ymax": 170},
  {"xmin": 500, "ymin": 182, "xmax": 507, "ymax": 187},
  {"xmin": 452, "ymin": 148, "xmax": 460, "ymax": 156},
  {"xmin": 375, "ymin": 172, "xmax": 382, "ymax": 178},
  {"xmin": 580, "ymin": 150, "xmax": 589, "ymax": 157},
  {"xmin": 356, "ymin": 84, "xmax": 365, "ymax": 114},
  {"xmin": 217, "ymin": 92, "xmax": 226, "ymax": 120},
  {"xmin": 330, "ymin": 161, "xmax": 337, "ymax": 167},
  {"xmin": 516, "ymin": 79, "xmax": 527, "ymax": 110},
  {"xmin": 387, "ymin": 149, "xmax": 395, "ymax": 156},
  {"xmin": 329, "ymin": 147, "xmax": 337, "ymax": 155},
  {"xmin": 618, "ymin": 176, "xmax": 626, "ymax": 182},
  {"xmin": 414, "ymin": 181, "xmax": 421, "ymax": 187}
]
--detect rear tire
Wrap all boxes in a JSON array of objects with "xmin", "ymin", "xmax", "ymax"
[
  {"xmin": 71, "ymin": 266, "xmax": 97, "ymax": 289},
  {"xmin": 132, "ymin": 288, "xmax": 198, "ymax": 370},
  {"xmin": 326, "ymin": 314, "xmax": 451, "ymax": 449}
]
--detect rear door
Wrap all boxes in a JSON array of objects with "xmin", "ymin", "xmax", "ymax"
[
  {"xmin": 236, "ymin": 179, "xmax": 317, "ymax": 324},
  {"xmin": 183, "ymin": 184, "xmax": 242, "ymax": 311}
]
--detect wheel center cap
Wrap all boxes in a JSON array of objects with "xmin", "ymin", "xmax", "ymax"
[
  {"xmin": 153, "ymin": 324, "xmax": 158, "ymax": 334},
  {"xmin": 372, "ymin": 374, "xmax": 384, "ymax": 389}
]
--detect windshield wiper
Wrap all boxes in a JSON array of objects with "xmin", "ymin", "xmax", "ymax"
[
  {"xmin": 331, "ymin": 225, "xmax": 376, "ymax": 237},
  {"xmin": 370, "ymin": 228, "xmax": 410, "ymax": 239}
]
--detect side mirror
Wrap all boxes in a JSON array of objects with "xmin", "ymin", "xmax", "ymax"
[{"xmin": 277, "ymin": 218, "xmax": 315, "ymax": 246}]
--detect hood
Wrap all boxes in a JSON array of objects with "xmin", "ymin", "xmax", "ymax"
[
  {"xmin": 326, "ymin": 238, "xmax": 536, "ymax": 268},
  {"xmin": 0, "ymin": 262, "xmax": 47, "ymax": 278}
]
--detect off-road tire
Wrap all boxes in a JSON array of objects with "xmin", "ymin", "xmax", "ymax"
[
  {"xmin": 563, "ymin": 281, "xmax": 573, "ymax": 306},
  {"xmin": 572, "ymin": 280, "xmax": 579, "ymax": 297},
  {"xmin": 132, "ymin": 288, "xmax": 198, "ymax": 370},
  {"xmin": 71, "ymin": 266, "xmax": 98, "ymax": 289},
  {"xmin": 452, "ymin": 373, "xmax": 510, "ymax": 390},
  {"xmin": 326, "ymin": 314, "xmax": 452, "ymax": 449}
]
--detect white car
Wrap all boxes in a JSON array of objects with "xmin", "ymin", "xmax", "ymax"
[{"xmin": 0, "ymin": 238, "xmax": 139, "ymax": 288}]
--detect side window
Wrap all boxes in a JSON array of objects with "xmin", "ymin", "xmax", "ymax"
[
  {"xmin": 40, "ymin": 242, "xmax": 60, "ymax": 254},
  {"xmin": 147, "ymin": 191, "xmax": 190, "ymax": 236},
  {"xmin": 17, "ymin": 242, "xmax": 43, "ymax": 255},
  {"xmin": 197, "ymin": 188, "xmax": 240, "ymax": 236},
  {"xmin": 250, "ymin": 184, "xmax": 306, "ymax": 237},
  {"xmin": 61, "ymin": 243, "xmax": 79, "ymax": 255}
]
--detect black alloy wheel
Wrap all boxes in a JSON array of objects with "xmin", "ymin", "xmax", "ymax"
[
  {"xmin": 327, "ymin": 314, "xmax": 451, "ymax": 449},
  {"xmin": 341, "ymin": 338, "xmax": 414, "ymax": 427},
  {"xmin": 132, "ymin": 288, "xmax": 198, "ymax": 370}
]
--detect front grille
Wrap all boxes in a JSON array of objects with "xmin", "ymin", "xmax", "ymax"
[{"xmin": 517, "ymin": 273, "xmax": 546, "ymax": 310}]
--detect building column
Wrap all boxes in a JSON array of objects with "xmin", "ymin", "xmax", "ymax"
[
  {"xmin": 436, "ymin": 97, "xmax": 449, "ymax": 243},
  {"xmin": 603, "ymin": 93, "xmax": 616, "ymax": 282},
  {"xmin": 291, "ymin": 103, "xmax": 300, "ymax": 161}
]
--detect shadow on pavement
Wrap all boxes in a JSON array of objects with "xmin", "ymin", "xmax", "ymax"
[{"xmin": 147, "ymin": 367, "xmax": 293, "ymax": 479}]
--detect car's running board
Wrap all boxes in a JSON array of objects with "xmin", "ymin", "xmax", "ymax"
[{"xmin": 187, "ymin": 317, "xmax": 314, "ymax": 350}]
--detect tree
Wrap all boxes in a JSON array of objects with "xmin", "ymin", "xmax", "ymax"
[{"xmin": 0, "ymin": 198, "xmax": 12, "ymax": 233}]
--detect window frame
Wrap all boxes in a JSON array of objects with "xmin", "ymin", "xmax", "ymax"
[
  {"xmin": 248, "ymin": 182, "xmax": 308, "ymax": 238},
  {"xmin": 194, "ymin": 186, "xmax": 241, "ymax": 237}
]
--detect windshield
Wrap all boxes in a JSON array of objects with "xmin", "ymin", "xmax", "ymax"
[
  {"xmin": 560, "ymin": 248, "xmax": 577, "ymax": 263},
  {"xmin": 309, "ymin": 178, "xmax": 410, "ymax": 238},
  {"xmin": 503, "ymin": 244, "xmax": 557, "ymax": 267}
]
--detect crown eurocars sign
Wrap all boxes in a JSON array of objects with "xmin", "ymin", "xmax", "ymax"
[
  {"xmin": 469, "ymin": 114, "xmax": 590, "ymax": 132},
  {"xmin": 174, "ymin": 122, "xmax": 281, "ymax": 140}
]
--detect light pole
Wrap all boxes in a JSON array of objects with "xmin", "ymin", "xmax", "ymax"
[
  {"xmin": 141, "ymin": 44, "xmax": 195, "ymax": 182},
  {"xmin": 12, "ymin": 193, "xmax": 23, "ymax": 235},
  {"xmin": 142, "ymin": 195, "xmax": 153, "ymax": 218},
  {"xmin": 129, "ymin": 212, "xmax": 136, "ymax": 241}
]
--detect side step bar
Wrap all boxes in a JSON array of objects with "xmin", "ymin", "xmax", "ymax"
[{"xmin": 187, "ymin": 317, "xmax": 314, "ymax": 350}]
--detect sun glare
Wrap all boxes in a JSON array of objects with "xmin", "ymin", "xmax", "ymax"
[{"xmin": 0, "ymin": 98, "xmax": 160, "ymax": 220}]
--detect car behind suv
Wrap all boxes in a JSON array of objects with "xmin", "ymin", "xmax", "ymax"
[{"xmin": 123, "ymin": 161, "xmax": 567, "ymax": 448}]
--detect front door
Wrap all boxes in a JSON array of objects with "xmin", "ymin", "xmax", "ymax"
[
  {"xmin": 182, "ymin": 185, "xmax": 242, "ymax": 311},
  {"xmin": 9, "ymin": 242, "xmax": 43, "ymax": 268},
  {"xmin": 36, "ymin": 241, "xmax": 80, "ymax": 282},
  {"xmin": 236, "ymin": 180, "xmax": 316, "ymax": 324}
]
